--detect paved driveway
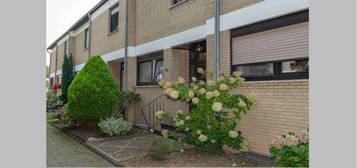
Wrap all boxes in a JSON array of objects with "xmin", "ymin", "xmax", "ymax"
[{"xmin": 47, "ymin": 124, "xmax": 115, "ymax": 167}]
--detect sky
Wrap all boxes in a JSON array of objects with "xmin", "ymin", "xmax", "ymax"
[{"xmin": 46, "ymin": 0, "xmax": 101, "ymax": 66}]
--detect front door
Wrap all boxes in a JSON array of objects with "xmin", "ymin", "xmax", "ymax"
[{"xmin": 189, "ymin": 41, "xmax": 207, "ymax": 82}]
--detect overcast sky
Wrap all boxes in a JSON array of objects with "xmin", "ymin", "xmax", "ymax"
[{"xmin": 46, "ymin": 0, "xmax": 101, "ymax": 66}]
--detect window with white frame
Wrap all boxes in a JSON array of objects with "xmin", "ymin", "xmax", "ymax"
[
  {"xmin": 109, "ymin": 5, "xmax": 119, "ymax": 33},
  {"xmin": 137, "ymin": 51, "xmax": 164, "ymax": 85}
]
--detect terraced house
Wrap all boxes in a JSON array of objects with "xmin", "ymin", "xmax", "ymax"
[{"xmin": 48, "ymin": 0, "xmax": 309, "ymax": 156}]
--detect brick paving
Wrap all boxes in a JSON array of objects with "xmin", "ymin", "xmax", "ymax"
[{"xmin": 46, "ymin": 124, "xmax": 115, "ymax": 167}]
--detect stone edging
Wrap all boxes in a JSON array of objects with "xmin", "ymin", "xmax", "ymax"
[{"xmin": 50, "ymin": 123, "xmax": 124, "ymax": 167}]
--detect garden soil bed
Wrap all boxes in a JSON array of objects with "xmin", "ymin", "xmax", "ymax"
[
  {"xmin": 123, "ymin": 148, "xmax": 273, "ymax": 167},
  {"xmin": 61, "ymin": 125, "xmax": 274, "ymax": 167}
]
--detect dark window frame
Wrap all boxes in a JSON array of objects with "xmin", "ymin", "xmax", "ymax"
[
  {"xmin": 232, "ymin": 58, "xmax": 309, "ymax": 81},
  {"xmin": 172, "ymin": 0, "xmax": 185, "ymax": 5},
  {"xmin": 230, "ymin": 10, "xmax": 309, "ymax": 81},
  {"xmin": 137, "ymin": 51, "xmax": 164, "ymax": 86},
  {"xmin": 64, "ymin": 41, "xmax": 67, "ymax": 56},
  {"xmin": 108, "ymin": 4, "xmax": 119, "ymax": 34}
]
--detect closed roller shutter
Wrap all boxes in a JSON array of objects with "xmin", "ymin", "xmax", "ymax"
[{"xmin": 232, "ymin": 22, "xmax": 309, "ymax": 65}]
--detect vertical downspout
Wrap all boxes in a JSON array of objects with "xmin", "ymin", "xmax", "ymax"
[
  {"xmin": 88, "ymin": 13, "xmax": 92, "ymax": 59},
  {"xmin": 124, "ymin": 0, "xmax": 129, "ymax": 91},
  {"xmin": 55, "ymin": 45, "xmax": 58, "ymax": 83},
  {"xmin": 214, "ymin": 0, "xmax": 221, "ymax": 81},
  {"xmin": 47, "ymin": 49, "xmax": 52, "ymax": 89}
]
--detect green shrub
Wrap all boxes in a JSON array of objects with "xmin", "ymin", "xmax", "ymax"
[
  {"xmin": 270, "ymin": 131, "xmax": 309, "ymax": 167},
  {"xmin": 60, "ymin": 55, "xmax": 74, "ymax": 104},
  {"xmin": 147, "ymin": 136, "xmax": 187, "ymax": 161},
  {"xmin": 46, "ymin": 91, "xmax": 60, "ymax": 112},
  {"xmin": 156, "ymin": 69, "xmax": 258, "ymax": 154},
  {"xmin": 47, "ymin": 114, "xmax": 61, "ymax": 123},
  {"xmin": 98, "ymin": 117, "xmax": 133, "ymax": 136},
  {"xmin": 67, "ymin": 56, "xmax": 119, "ymax": 124}
]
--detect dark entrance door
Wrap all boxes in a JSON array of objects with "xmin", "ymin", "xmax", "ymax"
[{"xmin": 189, "ymin": 41, "xmax": 207, "ymax": 82}]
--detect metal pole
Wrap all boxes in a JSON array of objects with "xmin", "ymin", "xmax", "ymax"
[
  {"xmin": 124, "ymin": 0, "xmax": 129, "ymax": 91},
  {"xmin": 215, "ymin": 0, "xmax": 221, "ymax": 81},
  {"xmin": 87, "ymin": 13, "xmax": 92, "ymax": 59}
]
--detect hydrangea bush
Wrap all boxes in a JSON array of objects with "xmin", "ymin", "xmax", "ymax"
[
  {"xmin": 155, "ymin": 68, "xmax": 258, "ymax": 154},
  {"xmin": 98, "ymin": 117, "xmax": 133, "ymax": 136},
  {"xmin": 270, "ymin": 131, "xmax": 309, "ymax": 167}
]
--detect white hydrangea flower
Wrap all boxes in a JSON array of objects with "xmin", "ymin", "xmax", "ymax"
[
  {"xmin": 229, "ymin": 77, "xmax": 237, "ymax": 84},
  {"xmin": 177, "ymin": 77, "xmax": 185, "ymax": 84},
  {"xmin": 192, "ymin": 97, "xmax": 199, "ymax": 104},
  {"xmin": 198, "ymin": 134, "xmax": 208, "ymax": 142},
  {"xmin": 233, "ymin": 71, "xmax": 242, "ymax": 77},
  {"xmin": 206, "ymin": 91, "xmax": 213, "ymax": 100},
  {"xmin": 229, "ymin": 130, "xmax": 238, "ymax": 138},
  {"xmin": 192, "ymin": 77, "xmax": 197, "ymax": 82},
  {"xmin": 247, "ymin": 93, "xmax": 259, "ymax": 104},
  {"xmin": 185, "ymin": 128, "xmax": 190, "ymax": 132},
  {"xmin": 210, "ymin": 139, "xmax": 216, "ymax": 143},
  {"xmin": 196, "ymin": 130, "xmax": 202, "ymax": 134},
  {"xmin": 197, "ymin": 68, "xmax": 204, "ymax": 74},
  {"xmin": 185, "ymin": 116, "xmax": 191, "ymax": 120},
  {"xmin": 161, "ymin": 129, "xmax": 169, "ymax": 138},
  {"xmin": 219, "ymin": 84, "xmax": 229, "ymax": 91},
  {"xmin": 175, "ymin": 120, "xmax": 185, "ymax": 127},
  {"xmin": 176, "ymin": 110, "xmax": 183, "ymax": 115},
  {"xmin": 199, "ymin": 88, "xmax": 206, "ymax": 94},
  {"xmin": 169, "ymin": 90, "xmax": 179, "ymax": 99},
  {"xmin": 212, "ymin": 102, "xmax": 223, "ymax": 112},
  {"xmin": 199, "ymin": 80, "xmax": 205, "ymax": 85},
  {"xmin": 219, "ymin": 76, "xmax": 225, "ymax": 81},
  {"xmin": 213, "ymin": 90, "xmax": 220, "ymax": 97},
  {"xmin": 238, "ymin": 98, "xmax": 246, "ymax": 107},
  {"xmin": 188, "ymin": 91, "xmax": 195, "ymax": 98},
  {"xmin": 207, "ymin": 80, "xmax": 215, "ymax": 86},
  {"xmin": 155, "ymin": 111, "xmax": 165, "ymax": 119}
]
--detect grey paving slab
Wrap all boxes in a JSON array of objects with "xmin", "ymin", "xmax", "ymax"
[{"xmin": 47, "ymin": 124, "xmax": 115, "ymax": 167}]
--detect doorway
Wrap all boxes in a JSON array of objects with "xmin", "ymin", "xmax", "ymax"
[{"xmin": 189, "ymin": 41, "xmax": 207, "ymax": 82}]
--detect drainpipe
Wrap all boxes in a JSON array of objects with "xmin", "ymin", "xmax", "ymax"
[
  {"xmin": 47, "ymin": 49, "xmax": 52, "ymax": 89},
  {"xmin": 55, "ymin": 45, "xmax": 58, "ymax": 83},
  {"xmin": 214, "ymin": 0, "xmax": 221, "ymax": 81},
  {"xmin": 124, "ymin": 0, "xmax": 129, "ymax": 91},
  {"xmin": 87, "ymin": 13, "xmax": 92, "ymax": 59}
]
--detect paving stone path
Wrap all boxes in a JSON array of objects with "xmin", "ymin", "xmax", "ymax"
[{"xmin": 47, "ymin": 124, "xmax": 115, "ymax": 167}]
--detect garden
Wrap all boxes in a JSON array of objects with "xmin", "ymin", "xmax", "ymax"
[{"xmin": 47, "ymin": 55, "xmax": 309, "ymax": 167}]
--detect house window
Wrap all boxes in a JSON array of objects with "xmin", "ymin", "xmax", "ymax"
[
  {"xmin": 109, "ymin": 5, "xmax": 119, "ymax": 33},
  {"xmin": 172, "ymin": 0, "xmax": 185, "ymax": 5},
  {"xmin": 231, "ymin": 10, "xmax": 309, "ymax": 81},
  {"xmin": 233, "ymin": 58, "xmax": 309, "ymax": 81},
  {"xmin": 137, "ymin": 51, "xmax": 164, "ymax": 85},
  {"xmin": 84, "ymin": 28, "xmax": 89, "ymax": 49}
]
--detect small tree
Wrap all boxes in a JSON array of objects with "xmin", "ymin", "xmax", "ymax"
[
  {"xmin": 67, "ymin": 56, "xmax": 119, "ymax": 125},
  {"xmin": 156, "ymin": 69, "xmax": 259, "ymax": 154},
  {"xmin": 60, "ymin": 55, "xmax": 74, "ymax": 104}
]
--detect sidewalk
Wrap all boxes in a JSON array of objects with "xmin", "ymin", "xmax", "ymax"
[{"xmin": 46, "ymin": 124, "xmax": 115, "ymax": 167}]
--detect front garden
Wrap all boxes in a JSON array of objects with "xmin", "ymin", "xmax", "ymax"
[{"xmin": 47, "ymin": 55, "xmax": 309, "ymax": 167}]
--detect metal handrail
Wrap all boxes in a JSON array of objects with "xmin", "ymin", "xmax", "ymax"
[{"xmin": 139, "ymin": 94, "xmax": 167, "ymax": 129}]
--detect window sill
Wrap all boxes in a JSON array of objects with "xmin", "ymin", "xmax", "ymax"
[
  {"xmin": 169, "ymin": 0, "xmax": 187, "ymax": 9},
  {"xmin": 243, "ymin": 79, "xmax": 309, "ymax": 84},
  {"xmin": 107, "ymin": 29, "xmax": 119, "ymax": 36},
  {"xmin": 134, "ymin": 85, "xmax": 160, "ymax": 88}
]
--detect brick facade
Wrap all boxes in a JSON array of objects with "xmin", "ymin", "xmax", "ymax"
[{"xmin": 48, "ymin": 0, "xmax": 309, "ymax": 156}]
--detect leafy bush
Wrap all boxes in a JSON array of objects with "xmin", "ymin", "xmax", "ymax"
[
  {"xmin": 60, "ymin": 55, "xmax": 74, "ymax": 104},
  {"xmin": 147, "ymin": 136, "xmax": 188, "ymax": 161},
  {"xmin": 156, "ymin": 69, "xmax": 258, "ymax": 154},
  {"xmin": 270, "ymin": 131, "xmax": 309, "ymax": 167},
  {"xmin": 98, "ymin": 117, "xmax": 133, "ymax": 136},
  {"xmin": 46, "ymin": 91, "xmax": 60, "ymax": 111},
  {"xmin": 67, "ymin": 56, "xmax": 119, "ymax": 124},
  {"xmin": 118, "ymin": 91, "xmax": 140, "ymax": 105},
  {"xmin": 46, "ymin": 114, "xmax": 61, "ymax": 123},
  {"xmin": 59, "ymin": 104, "xmax": 72, "ymax": 125}
]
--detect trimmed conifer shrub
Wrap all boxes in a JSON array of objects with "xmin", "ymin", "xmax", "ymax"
[
  {"xmin": 67, "ymin": 56, "xmax": 119, "ymax": 124},
  {"xmin": 60, "ymin": 54, "xmax": 74, "ymax": 104}
]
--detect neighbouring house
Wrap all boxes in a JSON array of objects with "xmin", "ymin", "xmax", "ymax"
[{"xmin": 47, "ymin": 0, "xmax": 309, "ymax": 156}]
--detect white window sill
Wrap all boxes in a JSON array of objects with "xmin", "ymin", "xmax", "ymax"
[{"xmin": 243, "ymin": 79, "xmax": 309, "ymax": 84}]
